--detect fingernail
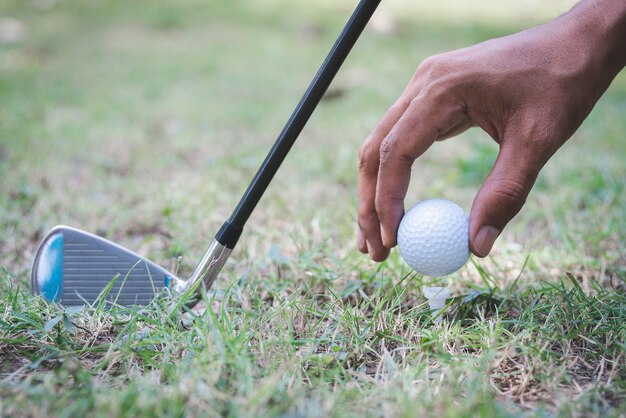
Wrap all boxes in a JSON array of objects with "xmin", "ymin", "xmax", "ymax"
[
  {"xmin": 474, "ymin": 226, "xmax": 500, "ymax": 257},
  {"xmin": 381, "ymin": 229, "xmax": 394, "ymax": 248}
]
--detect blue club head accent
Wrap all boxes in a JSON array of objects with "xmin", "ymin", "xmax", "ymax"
[
  {"xmin": 34, "ymin": 231, "xmax": 64, "ymax": 303},
  {"xmin": 164, "ymin": 275, "xmax": 171, "ymax": 288}
]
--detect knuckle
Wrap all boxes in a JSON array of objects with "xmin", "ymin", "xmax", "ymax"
[
  {"xmin": 357, "ymin": 205, "xmax": 378, "ymax": 227},
  {"xmin": 379, "ymin": 132, "xmax": 414, "ymax": 168},
  {"xmin": 490, "ymin": 178, "xmax": 530, "ymax": 211},
  {"xmin": 418, "ymin": 78, "xmax": 456, "ymax": 111},
  {"xmin": 416, "ymin": 54, "xmax": 449, "ymax": 79},
  {"xmin": 358, "ymin": 141, "xmax": 376, "ymax": 171},
  {"xmin": 412, "ymin": 56, "xmax": 436, "ymax": 83},
  {"xmin": 417, "ymin": 55, "xmax": 439, "ymax": 72},
  {"xmin": 428, "ymin": 59, "xmax": 448, "ymax": 77},
  {"xmin": 379, "ymin": 133, "xmax": 398, "ymax": 164}
]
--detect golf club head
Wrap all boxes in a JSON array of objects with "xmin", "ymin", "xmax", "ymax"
[{"xmin": 31, "ymin": 226, "xmax": 179, "ymax": 306}]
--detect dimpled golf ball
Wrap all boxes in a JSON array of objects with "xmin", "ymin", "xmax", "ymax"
[{"xmin": 397, "ymin": 199, "xmax": 470, "ymax": 276}]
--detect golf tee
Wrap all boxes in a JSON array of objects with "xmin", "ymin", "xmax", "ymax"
[{"xmin": 424, "ymin": 287, "xmax": 451, "ymax": 323}]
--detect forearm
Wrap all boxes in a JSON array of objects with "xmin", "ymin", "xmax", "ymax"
[{"xmin": 568, "ymin": 0, "xmax": 626, "ymax": 78}]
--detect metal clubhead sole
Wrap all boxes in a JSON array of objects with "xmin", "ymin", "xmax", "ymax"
[{"xmin": 31, "ymin": 226, "xmax": 180, "ymax": 306}]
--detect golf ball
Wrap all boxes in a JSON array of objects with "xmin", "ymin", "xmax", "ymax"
[{"xmin": 397, "ymin": 199, "xmax": 470, "ymax": 276}]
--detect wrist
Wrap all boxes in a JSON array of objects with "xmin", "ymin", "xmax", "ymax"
[{"xmin": 566, "ymin": 0, "xmax": 626, "ymax": 75}]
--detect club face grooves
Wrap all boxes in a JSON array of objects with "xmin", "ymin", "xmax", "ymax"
[{"xmin": 31, "ymin": 226, "xmax": 174, "ymax": 306}]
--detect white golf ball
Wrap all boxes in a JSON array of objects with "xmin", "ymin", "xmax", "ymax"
[{"xmin": 397, "ymin": 199, "xmax": 470, "ymax": 276}]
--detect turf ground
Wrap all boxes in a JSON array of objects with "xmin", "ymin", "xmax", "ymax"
[{"xmin": 1, "ymin": 0, "xmax": 625, "ymax": 416}]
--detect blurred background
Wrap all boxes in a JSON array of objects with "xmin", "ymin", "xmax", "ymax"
[{"xmin": 1, "ymin": 0, "xmax": 624, "ymax": 288}]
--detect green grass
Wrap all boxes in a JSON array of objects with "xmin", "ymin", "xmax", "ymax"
[{"xmin": 1, "ymin": 0, "xmax": 625, "ymax": 416}]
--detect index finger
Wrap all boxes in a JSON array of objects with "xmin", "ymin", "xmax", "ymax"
[
  {"xmin": 375, "ymin": 93, "xmax": 468, "ymax": 247},
  {"xmin": 358, "ymin": 100, "xmax": 411, "ymax": 260}
]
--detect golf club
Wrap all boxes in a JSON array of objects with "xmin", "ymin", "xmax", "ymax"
[{"xmin": 31, "ymin": 0, "xmax": 381, "ymax": 306}]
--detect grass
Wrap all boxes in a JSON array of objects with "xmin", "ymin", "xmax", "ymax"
[{"xmin": 1, "ymin": 0, "xmax": 625, "ymax": 416}]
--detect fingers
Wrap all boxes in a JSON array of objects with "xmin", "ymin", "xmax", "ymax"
[
  {"xmin": 375, "ymin": 95, "xmax": 469, "ymax": 247},
  {"xmin": 358, "ymin": 100, "xmax": 410, "ymax": 261},
  {"xmin": 357, "ymin": 227, "xmax": 367, "ymax": 253},
  {"xmin": 469, "ymin": 142, "xmax": 541, "ymax": 257},
  {"xmin": 374, "ymin": 102, "xmax": 437, "ymax": 247},
  {"xmin": 358, "ymin": 78, "xmax": 471, "ymax": 261}
]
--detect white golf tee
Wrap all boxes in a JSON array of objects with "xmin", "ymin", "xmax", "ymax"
[{"xmin": 424, "ymin": 287, "xmax": 451, "ymax": 323}]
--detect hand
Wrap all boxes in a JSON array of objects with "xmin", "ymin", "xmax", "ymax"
[{"xmin": 357, "ymin": 0, "xmax": 626, "ymax": 261}]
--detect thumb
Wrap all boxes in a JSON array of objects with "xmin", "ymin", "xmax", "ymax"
[{"xmin": 469, "ymin": 142, "xmax": 541, "ymax": 257}]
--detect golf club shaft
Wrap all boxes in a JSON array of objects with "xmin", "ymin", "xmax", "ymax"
[{"xmin": 216, "ymin": 0, "xmax": 381, "ymax": 249}]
